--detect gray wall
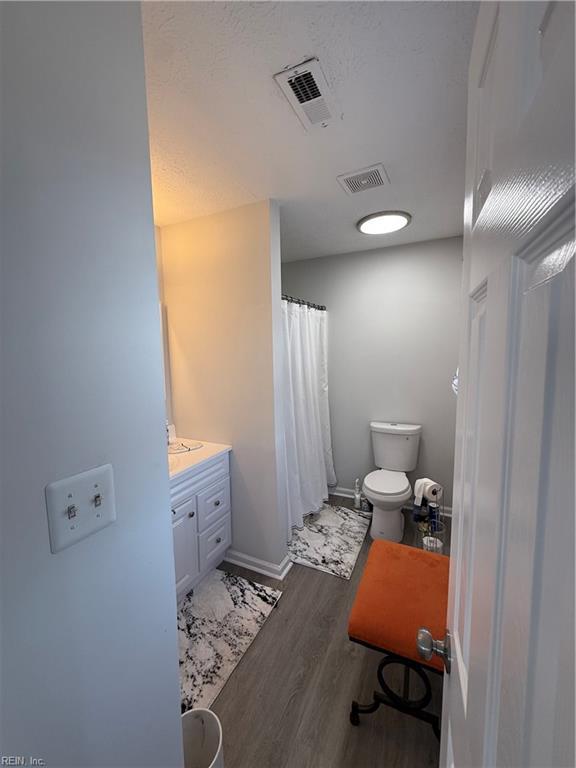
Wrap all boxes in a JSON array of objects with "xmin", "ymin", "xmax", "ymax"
[
  {"xmin": 282, "ymin": 237, "xmax": 462, "ymax": 506},
  {"xmin": 1, "ymin": 4, "xmax": 183, "ymax": 764}
]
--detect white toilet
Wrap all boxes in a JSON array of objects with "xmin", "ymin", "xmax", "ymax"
[{"xmin": 363, "ymin": 421, "xmax": 422, "ymax": 542}]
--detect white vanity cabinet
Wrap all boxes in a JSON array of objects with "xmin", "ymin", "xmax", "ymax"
[{"xmin": 169, "ymin": 442, "xmax": 232, "ymax": 601}]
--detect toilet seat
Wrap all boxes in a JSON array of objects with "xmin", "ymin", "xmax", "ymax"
[
  {"xmin": 363, "ymin": 469, "xmax": 412, "ymax": 543},
  {"xmin": 363, "ymin": 469, "xmax": 411, "ymax": 502}
]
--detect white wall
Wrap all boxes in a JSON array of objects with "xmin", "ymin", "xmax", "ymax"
[
  {"xmin": 0, "ymin": 4, "xmax": 183, "ymax": 765},
  {"xmin": 282, "ymin": 237, "xmax": 462, "ymax": 506},
  {"xmin": 159, "ymin": 201, "xmax": 288, "ymax": 572}
]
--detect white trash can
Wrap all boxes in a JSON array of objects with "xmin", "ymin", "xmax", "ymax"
[{"xmin": 181, "ymin": 708, "xmax": 224, "ymax": 768}]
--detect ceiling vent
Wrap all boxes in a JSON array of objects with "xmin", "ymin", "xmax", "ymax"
[
  {"xmin": 337, "ymin": 164, "xmax": 391, "ymax": 195},
  {"xmin": 274, "ymin": 58, "xmax": 337, "ymax": 131}
]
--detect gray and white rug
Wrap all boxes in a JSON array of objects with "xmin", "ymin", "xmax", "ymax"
[
  {"xmin": 288, "ymin": 503, "xmax": 369, "ymax": 579},
  {"xmin": 178, "ymin": 569, "xmax": 282, "ymax": 713}
]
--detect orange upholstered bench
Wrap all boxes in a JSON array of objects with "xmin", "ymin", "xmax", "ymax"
[{"xmin": 348, "ymin": 539, "xmax": 449, "ymax": 737}]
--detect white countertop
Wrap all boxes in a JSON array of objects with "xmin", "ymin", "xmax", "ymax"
[{"xmin": 168, "ymin": 438, "xmax": 232, "ymax": 479}]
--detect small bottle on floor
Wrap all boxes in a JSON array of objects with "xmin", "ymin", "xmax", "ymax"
[{"xmin": 354, "ymin": 478, "xmax": 361, "ymax": 509}]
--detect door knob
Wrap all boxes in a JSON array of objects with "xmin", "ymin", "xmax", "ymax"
[{"xmin": 416, "ymin": 628, "xmax": 451, "ymax": 674}]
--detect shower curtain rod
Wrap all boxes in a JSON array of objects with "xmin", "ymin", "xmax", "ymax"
[{"xmin": 282, "ymin": 294, "xmax": 326, "ymax": 311}]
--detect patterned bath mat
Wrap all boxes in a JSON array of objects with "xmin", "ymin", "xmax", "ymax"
[
  {"xmin": 288, "ymin": 503, "xmax": 369, "ymax": 579},
  {"xmin": 178, "ymin": 569, "xmax": 282, "ymax": 712}
]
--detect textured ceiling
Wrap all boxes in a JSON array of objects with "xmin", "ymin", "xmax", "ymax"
[{"xmin": 142, "ymin": 2, "xmax": 478, "ymax": 261}]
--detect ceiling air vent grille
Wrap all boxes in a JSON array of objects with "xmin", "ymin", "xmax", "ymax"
[
  {"xmin": 274, "ymin": 58, "xmax": 338, "ymax": 131},
  {"xmin": 288, "ymin": 71, "xmax": 321, "ymax": 104},
  {"xmin": 337, "ymin": 164, "xmax": 390, "ymax": 195}
]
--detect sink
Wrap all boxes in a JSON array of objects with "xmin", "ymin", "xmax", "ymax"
[{"xmin": 168, "ymin": 440, "xmax": 203, "ymax": 454}]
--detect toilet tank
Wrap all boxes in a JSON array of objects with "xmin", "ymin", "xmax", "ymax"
[{"xmin": 370, "ymin": 422, "xmax": 422, "ymax": 471}]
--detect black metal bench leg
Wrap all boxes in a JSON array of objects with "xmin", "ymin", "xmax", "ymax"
[
  {"xmin": 349, "ymin": 653, "xmax": 442, "ymax": 739},
  {"xmin": 350, "ymin": 695, "xmax": 382, "ymax": 726}
]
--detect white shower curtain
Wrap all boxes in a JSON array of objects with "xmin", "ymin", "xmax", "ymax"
[{"xmin": 279, "ymin": 299, "xmax": 337, "ymax": 536}]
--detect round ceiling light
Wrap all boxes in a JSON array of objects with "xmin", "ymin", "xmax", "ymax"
[{"xmin": 357, "ymin": 210, "xmax": 411, "ymax": 235}]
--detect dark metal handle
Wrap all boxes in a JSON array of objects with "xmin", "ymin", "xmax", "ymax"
[
  {"xmin": 216, "ymin": 537, "xmax": 222, "ymax": 544},
  {"xmin": 214, "ymin": 499, "xmax": 221, "ymax": 507},
  {"xmin": 171, "ymin": 508, "xmax": 176, "ymax": 516},
  {"xmin": 188, "ymin": 511, "xmax": 195, "ymax": 518}
]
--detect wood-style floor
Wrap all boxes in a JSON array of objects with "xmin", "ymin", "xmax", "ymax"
[{"xmin": 213, "ymin": 497, "xmax": 444, "ymax": 768}]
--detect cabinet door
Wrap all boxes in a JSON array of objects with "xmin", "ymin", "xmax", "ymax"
[
  {"xmin": 171, "ymin": 495, "xmax": 197, "ymax": 524},
  {"xmin": 172, "ymin": 513, "xmax": 199, "ymax": 596}
]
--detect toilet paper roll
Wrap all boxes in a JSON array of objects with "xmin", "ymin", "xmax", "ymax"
[{"xmin": 414, "ymin": 478, "xmax": 443, "ymax": 507}]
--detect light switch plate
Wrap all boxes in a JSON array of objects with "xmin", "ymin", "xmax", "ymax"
[{"xmin": 45, "ymin": 464, "xmax": 116, "ymax": 553}]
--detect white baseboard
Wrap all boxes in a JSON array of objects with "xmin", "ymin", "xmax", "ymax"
[
  {"xmin": 224, "ymin": 549, "xmax": 293, "ymax": 581},
  {"xmin": 331, "ymin": 486, "xmax": 355, "ymax": 498}
]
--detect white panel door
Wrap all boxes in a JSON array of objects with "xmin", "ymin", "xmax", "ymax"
[{"xmin": 440, "ymin": 3, "xmax": 574, "ymax": 766}]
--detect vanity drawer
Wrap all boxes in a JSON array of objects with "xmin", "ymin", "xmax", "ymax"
[
  {"xmin": 199, "ymin": 515, "xmax": 231, "ymax": 570},
  {"xmin": 197, "ymin": 477, "xmax": 230, "ymax": 532},
  {"xmin": 170, "ymin": 452, "xmax": 230, "ymax": 509},
  {"xmin": 171, "ymin": 495, "xmax": 197, "ymax": 526}
]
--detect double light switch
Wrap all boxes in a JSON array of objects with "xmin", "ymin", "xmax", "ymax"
[{"xmin": 45, "ymin": 464, "xmax": 116, "ymax": 553}]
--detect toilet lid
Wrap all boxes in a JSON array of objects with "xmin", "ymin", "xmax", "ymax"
[{"xmin": 364, "ymin": 469, "xmax": 409, "ymax": 496}]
